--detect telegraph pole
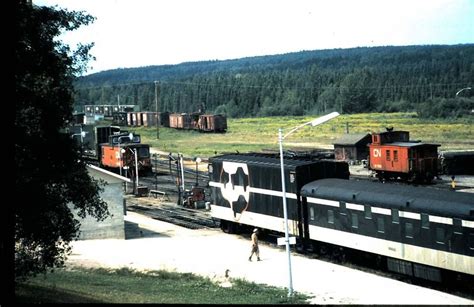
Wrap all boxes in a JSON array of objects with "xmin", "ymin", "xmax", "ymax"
[{"xmin": 154, "ymin": 81, "xmax": 160, "ymax": 139}]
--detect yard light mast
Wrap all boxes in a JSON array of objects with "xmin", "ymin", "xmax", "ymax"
[{"xmin": 278, "ymin": 111, "xmax": 340, "ymax": 297}]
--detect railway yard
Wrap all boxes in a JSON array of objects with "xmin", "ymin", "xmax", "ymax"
[{"xmin": 65, "ymin": 148, "xmax": 474, "ymax": 304}]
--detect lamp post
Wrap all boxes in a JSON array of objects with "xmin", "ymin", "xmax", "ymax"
[
  {"xmin": 455, "ymin": 87, "xmax": 471, "ymax": 97},
  {"xmin": 155, "ymin": 81, "xmax": 160, "ymax": 139},
  {"xmin": 278, "ymin": 111, "xmax": 340, "ymax": 297},
  {"xmin": 194, "ymin": 157, "xmax": 201, "ymax": 186}
]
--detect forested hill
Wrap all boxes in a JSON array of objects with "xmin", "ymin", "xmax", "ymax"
[{"xmin": 74, "ymin": 44, "xmax": 474, "ymax": 118}]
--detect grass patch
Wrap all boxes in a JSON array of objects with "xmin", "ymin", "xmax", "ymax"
[
  {"xmin": 16, "ymin": 267, "xmax": 309, "ymax": 304},
  {"xmin": 122, "ymin": 112, "xmax": 473, "ymax": 158}
]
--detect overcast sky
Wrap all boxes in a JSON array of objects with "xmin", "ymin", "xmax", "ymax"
[{"xmin": 35, "ymin": 0, "xmax": 474, "ymax": 75}]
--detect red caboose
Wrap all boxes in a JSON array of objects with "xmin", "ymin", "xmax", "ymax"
[{"xmin": 369, "ymin": 130, "xmax": 440, "ymax": 182}]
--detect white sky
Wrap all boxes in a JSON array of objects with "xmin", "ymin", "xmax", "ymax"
[{"xmin": 35, "ymin": 0, "xmax": 474, "ymax": 75}]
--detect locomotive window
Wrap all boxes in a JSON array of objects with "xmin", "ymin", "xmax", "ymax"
[
  {"xmin": 453, "ymin": 218, "xmax": 462, "ymax": 234},
  {"xmin": 364, "ymin": 205, "xmax": 372, "ymax": 219},
  {"xmin": 470, "ymin": 233, "xmax": 474, "ymax": 250},
  {"xmin": 421, "ymin": 214, "xmax": 429, "ymax": 229},
  {"xmin": 310, "ymin": 207, "xmax": 315, "ymax": 221},
  {"xmin": 393, "ymin": 150, "xmax": 398, "ymax": 162},
  {"xmin": 328, "ymin": 210, "xmax": 334, "ymax": 224},
  {"xmin": 351, "ymin": 213, "xmax": 359, "ymax": 229},
  {"xmin": 436, "ymin": 227, "xmax": 445, "ymax": 244},
  {"xmin": 386, "ymin": 150, "xmax": 391, "ymax": 161},
  {"xmin": 405, "ymin": 222, "xmax": 413, "ymax": 239},
  {"xmin": 391, "ymin": 209, "xmax": 399, "ymax": 224},
  {"xmin": 377, "ymin": 217, "xmax": 385, "ymax": 233}
]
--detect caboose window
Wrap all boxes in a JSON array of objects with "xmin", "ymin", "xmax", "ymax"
[
  {"xmin": 421, "ymin": 214, "xmax": 429, "ymax": 229},
  {"xmin": 364, "ymin": 205, "xmax": 372, "ymax": 219},
  {"xmin": 328, "ymin": 210, "xmax": 334, "ymax": 224},
  {"xmin": 436, "ymin": 227, "xmax": 445, "ymax": 244},
  {"xmin": 377, "ymin": 217, "xmax": 385, "ymax": 233},
  {"xmin": 391, "ymin": 209, "xmax": 399, "ymax": 224},
  {"xmin": 351, "ymin": 213, "xmax": 359, "ymax": 229},
  {"xmin": 309, "ymin": 207, "xmax": 315, "ymax": 221},
  {"xmin": 393, "ymin": 150, "xmax": 398, "ymax": 162},
  {"xmin": 405, "ymin": 222, "xmax": 413, "ymax": 239},
  {"xmin": 386, "ymin": 150, "xmax": 391, "ymax": 161}
]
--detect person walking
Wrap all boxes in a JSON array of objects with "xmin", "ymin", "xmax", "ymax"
[{"xmin": 248, "ymin": 228, "xmax": 261, "ymax": 261}]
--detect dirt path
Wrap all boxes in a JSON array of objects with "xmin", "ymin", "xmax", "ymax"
[{"xmin": 66, "ymin": 211, "xmax": 473, "ymax": 305}]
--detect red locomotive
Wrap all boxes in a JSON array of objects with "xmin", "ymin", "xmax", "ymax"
[{"xmin": 368, "ymin": 129, "xmax": 440, "ymax": 182}]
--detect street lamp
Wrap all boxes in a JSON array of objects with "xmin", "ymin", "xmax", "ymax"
[
  {"xmin": 455, "ymin": 87, "xmax": 471, "ymax": 97},
  {"xmin": 278, "ymin": 111, "xmax": 340, "ymax": 297}
]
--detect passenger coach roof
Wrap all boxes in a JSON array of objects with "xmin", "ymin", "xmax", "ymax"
[
  {"xmin": 209, "ymin": 153, "xmax": 327, "ymax": 168},
  {"xmin": 301, "ymin": 178, "xmax": 474, "ymax": 219}
]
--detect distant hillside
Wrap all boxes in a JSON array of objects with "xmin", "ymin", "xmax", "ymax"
[{"xmin": 74, "ymin": 44, "xmax": 474, "ymax": 118}]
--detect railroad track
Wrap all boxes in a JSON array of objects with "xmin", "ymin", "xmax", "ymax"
[{"xmin": 127, "ymin": 201, "xmax": 219, "ymax": 230}]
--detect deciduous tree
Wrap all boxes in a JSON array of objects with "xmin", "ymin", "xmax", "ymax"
[{"xmin": 14, "ymin": 2, "xmax": 108, "ymax": 283}]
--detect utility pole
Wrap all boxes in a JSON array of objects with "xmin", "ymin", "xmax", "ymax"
[{"xmin": 154, "ymin": 81, "xmax": 160, "ymax": 139}]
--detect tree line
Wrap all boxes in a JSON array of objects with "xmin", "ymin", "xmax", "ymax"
[{"xmin": 75, "ymin": 44, "xmax": 473, "ymax": 119}]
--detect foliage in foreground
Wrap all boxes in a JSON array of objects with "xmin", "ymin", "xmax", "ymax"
[
  {"xmin": 16, "ymin": 267, "xmax": 309, "ymax": 304},
  {"xmin": 15, "ymin": 2, "xmax": 108, "ymax": 282}
]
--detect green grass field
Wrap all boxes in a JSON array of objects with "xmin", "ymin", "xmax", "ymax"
[
  {"xmin": 127, "ymin": 112, "xmax": 473, "ymax": 158},
  {"xmin": 16, "ymin": 267, "xmax": 309, "ymax": 304}
]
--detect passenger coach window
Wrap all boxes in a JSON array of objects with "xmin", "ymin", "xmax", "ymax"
[
  {"xmin": 421, "ymin": 214, "xmax": 429, "ymax": 229},
  {"xmin": 391, "ymin": 209, "xmax": 399, "ymax": 224},
  {"xmin": 309, "ymin": 207, "xmax": 315, "ymax": 221},
  {"xmin": 377, "ymin": 217, "xmax": 385, "ymax": 233},
  {"xmin": 405, "ymin": 222, "xmax": 413, "ymax": 239},
  {"xmin": 453, "ymin": 219, "xmax": 462, "ymax": 234},
  {"xmin": 339, "ymin": 202, "xmax": 346, "ymax": 215},
  {"xmin": 328, "ymin": 210, "xmax": 334, "ymax": 224},
  {"xmin": 364, "ymin": 205, "xmax": 372, "ymax": 219},
  {"xmin": 436, "ymin": 227, "xmax": 445, "ymax": 244},
  {"xmin": 351, "ymin": 213, "xmax": 358, "ymax": 229}
]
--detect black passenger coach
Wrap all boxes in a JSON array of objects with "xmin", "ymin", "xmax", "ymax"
[
  {"xmin": 208, "ymin": 153, "xmax": 474, "ymax": 282},
  {"xmin": 301, "ymin": 179, "xmax": 473, "ymax": 281}
]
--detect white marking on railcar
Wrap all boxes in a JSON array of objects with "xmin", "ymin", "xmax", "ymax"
[
  {"xmin": 248, "ymin": 187, "xmax": 298, "ymax": 199},
  {"xmin": 306, "ymin": 197, "xmax": 340, "ymax": 207},
  {"xmin": 462, "ymin": 220, "xmax": 474, "ymax": 228},
  {"xmin": 346, "ymin": 203, "xmax": 364, "ymax": 211},
  {"xmin": 372, "ymin": 207, "xmax": 391, "ymax": 215},
  {"xmin": 209, "ymin": 181, "xmax": 222, "ymax": 188},
  {"xmin": 429, "ymin": 215, "xmax": 453, "ymax": 225},
  {"xmin": 210, "ymin": 204, "xmax": 298, "ymax": 235},
  {"xmin": 399, "ymin": 211, "xmax": 421, "ymax": 220}
]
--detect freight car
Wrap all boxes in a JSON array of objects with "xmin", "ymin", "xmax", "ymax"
[
  {"xmin": 197, "ymin": 114, "xmax": 227, "ymax": 133},
  {"xmin": 208, "ymin": 153, "xmax": 474, "ymax": 283},
  {"xmin": 368, "ymin": 130, "xmax": 440, "ymax": 182}
]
